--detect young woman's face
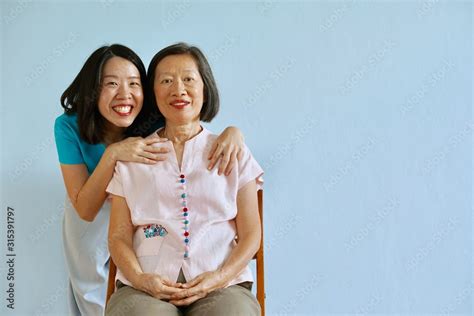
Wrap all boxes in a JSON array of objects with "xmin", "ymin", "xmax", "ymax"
[
  {"xmin": 98, "ymin": 56, "xmax": 143, "ymax": 128},
  {"xmin": 154, "ymin": 54, "xmax": 204, "ymax": 125}
]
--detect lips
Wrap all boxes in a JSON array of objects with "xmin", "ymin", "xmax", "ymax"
[
  {"xmin": 112, "ymin": 104, "xmax": 133, "ymax": 116},
  {"xmin": 170, "ymin": 100, "xmax": 190, "ymax": 110}
]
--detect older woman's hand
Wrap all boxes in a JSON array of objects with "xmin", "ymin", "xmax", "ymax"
[
  {"xmin": 207, "ymin": 126, "xmax": 245, "ymax": 176},
  {"xmin": 135, "ymin": 273, "xmax": 184, "ymax": 300},
  {"xmin": 168, "ymin": 270, "xmax": 228, "ymax": 306}
]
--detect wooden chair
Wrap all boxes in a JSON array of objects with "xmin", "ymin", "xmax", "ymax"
[{"xmin": 106, "ymin": 189, "xmax": 266, "ymax": 315}]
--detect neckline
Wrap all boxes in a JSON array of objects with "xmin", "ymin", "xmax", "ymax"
[
  {"xmin": 154, "ymin": 126, "xmax": 208, "ymax": 172},
  {"xmin": 155, "ymin": 125, "xmax": 205, "ymax": 146}
]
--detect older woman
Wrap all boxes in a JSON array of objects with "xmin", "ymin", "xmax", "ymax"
[{"xmin": 105, "ymin": 43, "xmax": 263, "ymax": 315}]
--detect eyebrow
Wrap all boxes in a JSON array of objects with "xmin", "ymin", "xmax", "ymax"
[
  {"xmin": 157, "ymin": 70, "xmax": 198, "ymax": 75},
  {"xmin": 102, "ymin": 75, "xmax": 140, "ymax": 79}
]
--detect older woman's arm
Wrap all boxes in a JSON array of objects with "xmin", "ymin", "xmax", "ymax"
[
  {"xmin": 108, "ymin": 195, "xmax": 183, "ymax": 300},
  {"xmin": 219, "ymin": 179, "xmax": 261, "ymax": 278},
  {"xmin": 169, "ymin": 179, "xmax": 261, "ymax": 305}
]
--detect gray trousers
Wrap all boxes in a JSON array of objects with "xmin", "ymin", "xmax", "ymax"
[{"xmin": 106, "ymin": 269, "xmax": 261, "ymax": 316}]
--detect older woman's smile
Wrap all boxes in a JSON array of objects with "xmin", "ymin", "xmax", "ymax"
[{"xmin": 170, "ymin": 99, "xmax": 191, "ymax": 109}]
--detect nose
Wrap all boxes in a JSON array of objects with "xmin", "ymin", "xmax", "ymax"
[
  {"xmin": 171, "ymin": 79, "xmax": 186, "ymax": 97},
  {"xmin": 116, "ymin": 83, "xmax": 131, "ymax": 99}
]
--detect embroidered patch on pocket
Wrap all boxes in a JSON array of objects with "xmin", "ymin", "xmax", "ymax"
[{"xmin": 143, "ymin": 224, "xmax": 168, "ymax": 238}]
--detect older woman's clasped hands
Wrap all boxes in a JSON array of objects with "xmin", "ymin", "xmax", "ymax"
[
  {"xmin": 135, "ymin": 269, "xmax": 228, "ymax": 305},
  {"xmin": 169, "ymin": 270, "xmax": 230, "ymax": 305}
]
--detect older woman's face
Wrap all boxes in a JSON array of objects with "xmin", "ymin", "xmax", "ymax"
[{"xmin": 154, "ymin": 54, "xmax": 204, "ymax": 124}]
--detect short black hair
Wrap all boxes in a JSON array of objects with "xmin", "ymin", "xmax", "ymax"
[
  {"xmin": 60, "ymin": 44, "xmax": 152, "ymax": 143},
  {"xmin": 147, "ymin": 42, "xmax": 219, "ymax": 123}
]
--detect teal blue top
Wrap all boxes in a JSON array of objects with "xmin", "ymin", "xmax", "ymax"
[{"xmin": 54, "ymin": 113, "xmax": 105, "ymax": 175}]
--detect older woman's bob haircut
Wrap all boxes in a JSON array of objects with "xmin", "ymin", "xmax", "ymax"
[
  {"xmin": 60, "ymin": 44, "xmax": 152, "ymax": 143},
  {"xmin": 147, "ymin": 42, "xmax": 219, "ymax": 122}
]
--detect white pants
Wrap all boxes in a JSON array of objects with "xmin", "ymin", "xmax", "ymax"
[{"xmin": 62, "ymin": 197, "xmax": 110, "ymax": 316}]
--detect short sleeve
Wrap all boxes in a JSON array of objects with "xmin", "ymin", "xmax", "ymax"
[
  {"xmin": 106, "ymin": 163, "xmax": 125, "ymax": 197},
  {"xmin": 54, "ymin": 114, "xmax": 84, "ymax": 164},
  {"xmin": 238, "ymin": 144, "xmax": 264, "ymax": 190}
]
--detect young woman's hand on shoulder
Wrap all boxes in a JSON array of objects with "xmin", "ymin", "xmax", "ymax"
[
  {"xmin": 108, "ymin": 135, "xmax": 170, "ymax": 164},
  {"xmin": 208, "ymin": 126, "xmax": 245, "ymax": 176}
]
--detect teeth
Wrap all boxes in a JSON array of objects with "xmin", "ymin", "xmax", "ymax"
[{"xmin": 113, "ymin": 106, "xmax": 131, "ymax": 113}]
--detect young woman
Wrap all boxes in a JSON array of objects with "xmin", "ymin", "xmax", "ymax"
[{"xmin": 54, "ymin": 44, "xmax": 245, "ymax": 316}]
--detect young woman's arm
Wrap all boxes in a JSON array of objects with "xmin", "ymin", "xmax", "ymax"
[
  {"xmin": 60, "ymin": 126, "xmax": 244, "ymax": 222},
  {"xmin": 108, "ymin": 194, "xmax": 183, "ymax": 299},
  {"xmin": 169, "ymin": 179, "xmax": 261, "ymax": 306},
  {"xmin": 60, "ymin": 136, "xmax": 168, "ymax": 222}
]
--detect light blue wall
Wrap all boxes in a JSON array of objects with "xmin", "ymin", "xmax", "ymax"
[{"xmin": 1, "ymin": 1, "xmax": 472, "ymax": 315}]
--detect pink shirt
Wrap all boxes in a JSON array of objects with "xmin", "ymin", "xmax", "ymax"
[{"xmin": 106, "ymin": 127, "xmax": 263, "ymax": 287}]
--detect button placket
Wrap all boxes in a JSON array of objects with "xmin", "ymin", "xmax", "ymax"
[{"xmin": 180, "ymin": 174, "xmax": 190, "ymax": 259}]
